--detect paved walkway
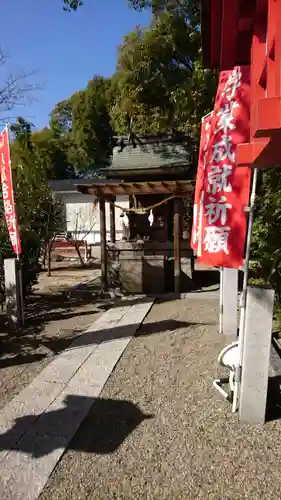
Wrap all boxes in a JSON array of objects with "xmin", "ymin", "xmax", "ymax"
[{"xmin": 0, "ymin": 299, "xmax": 153, "ymax": 500}]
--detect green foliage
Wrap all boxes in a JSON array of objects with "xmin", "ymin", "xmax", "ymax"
[
  {"xmin": 0, "ymin": 118, "xmax": 65, "ymax": 302},
  {"xmin": 49, "ymin": 77, "xmax": 113, "ymax": 176},
  {"xmin": 63, "ymin": 0, "xmax": 84, "ymax": 11},
  {"xmin": 68, "ymin": 77, "xmax": 113, "ymax": 174},
  {"xmin": 11, "ymin": 118, "xmax": 73, "ymax": 181},
  {"xmin": 128, "ymin": 0, "xmax": 200, "ymax": 24},
  {"xmin": 251, "ymin": 168, "xmax": 281, "ymax": 301},
  {"xmin": 32, "ymin": 127, "xmax": 74, "ymax": 180},
  {"xmin": 110, "ymin": 3, "xmax": 217, "ymax": 146}
]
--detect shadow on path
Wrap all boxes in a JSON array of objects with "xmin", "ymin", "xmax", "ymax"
[
  {"xmin": 0, "ymin": 395, "xmax": 153, "ymax": 458},
  {"xmin": 0, "ymin": 317, "xmax": 202, "ymax": 369}
]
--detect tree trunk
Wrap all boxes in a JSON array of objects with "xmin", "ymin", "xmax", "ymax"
[
  {"xmin": 72, "ymin": 242, "xmax": 85, "ymax": 266},
  {"xmin": 47, "ymin": 240, "xmax": 52, "ymax": 277}
]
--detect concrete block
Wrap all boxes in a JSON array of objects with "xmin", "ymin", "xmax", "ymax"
[
  {"xmin": 129, "ymin": 300, "xmax": 153, "ymax": 317},
  {"xmin": 0, "ymin": 380, "xmax": 65, "ymax": 435},
  {"xmin": 90, "ymin": 305, "xmax": 129, "ymax": 325},
  {"xmin": 0, "ymin": 380, "xmax": 64, "ymax": 463},
  {"xmin": 239, "ymin": 285, "xmax": 275, "ymax": 425},
  {"xmin": 222, "ymin": 267, "xmax": 238, "ymax": 337},
  {"xmin": 71, "ymin": 344, "xmax": 126, "ymax": 390},
  {"xmin": 81, "ymin": 305, "xmax": 129, "ymax": 332},
  {"xmin": 37, "ymin": 349, "xmax": 92, "ymax": 384},
  {"xmin": 0, "ymin": 434, "xmax": 68, "ymax": 500},
  {"xmin": 68, "ymin": 328, "xmax": 111, "ymax": 350},
  {"xmin": 14, "ymin": 379, "xmax": 65, "ymax": 414},
  {"xmin": 59, "ymin": 343, "xmax": 96, "ymax": 360},
  {"xmin": 143, "ymin": 256, "xmax": 165, "ymax": 294},
  {"xmin": 31, "ymin": 392, "xmax": 94, "ymax": 438},
  {"xmin": 56, "ymin": 379, "xmax": 103, "ymax": 399},
  {"xmin": 4, "ymin": 258, "xmax": 22, "ymax": 329},
  {"xmin": 82, "ymin": 345, "xmax": 117, "ymax": 375},
  {"xmin": 65, "ymin": 306, "xmax": 130, "ymax": 350},
  {"xmin": 119, "ymin": 256, "xmax": 143, "ymax": 293},
  {"xmin": 0, "ymin": 430, "xmax": 27, "ymax": 464}
]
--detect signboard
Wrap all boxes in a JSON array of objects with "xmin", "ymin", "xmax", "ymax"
[
  {"xmin": 0, "ymin": 126, "xmax": 21, "ymax": 256},
  {"xmin": 191, "ymin": 112, "xmax": 213, "ymax": 253},
  {"xmin": 195, "ymin": 66, "xmax": 251, "ymax": 268}
]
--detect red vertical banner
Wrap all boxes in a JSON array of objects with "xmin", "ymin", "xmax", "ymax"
[
  {"xmin": 191, "ymin": 112, "xmax": 213, "ymax": 252},
  {"xmin": 0, "ymin": 126, "xmax": 21, "ymax": 256},
  {"xmin": 196, "ymin": 66, "xmax": 251, "ymax": 269}
]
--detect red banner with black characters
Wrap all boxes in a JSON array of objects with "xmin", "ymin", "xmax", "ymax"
[
  {"xmin": 191, "ymin": 112, "xmax": 213, "ymax": 253},
  {"xmin": 0, "ymin": 126, "xmax": 21, "ymax": 255},
  {"xmin": 195, "ymin": 66, "xmax": 251, "ymax": 268}
]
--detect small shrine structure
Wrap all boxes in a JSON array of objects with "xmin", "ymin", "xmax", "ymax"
[
  {"xmin": 201, "ymin": 0, "xmax": 281, "ymax": 168},
  {"xmin": 77, "ymin": 133, "xmax": 195, "ymax": 294}
]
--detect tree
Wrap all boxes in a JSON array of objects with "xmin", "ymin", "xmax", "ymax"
[
  {"xmin": 10, "ymin": 118, "xmax": 72, "ymax": 181},
  {"xmin": 50, "ymin": 99, "xmax": 73, "ymax": 135},
  {"xmin": 63, "ymin": 0, "xmax": 84, "ymax": 11},
  {"xmin": 111, "ymin": 6, "xmax": 217, "ymax": 148},
  {"xmin": 251, "ymin": 168, "xmax": 281, "ymax": 301},
  {"xmin": 69, "ymin": 77, "xmax": 113, "ymax": 173},
  {"xmin": 32, "ymin": 127, "xmax": 74, "ymax": 180},
  {"xmin": 1, "ymin": 118, "xmax": 65, "ymax": 295},
  {"xmin": 50, "ymin": 77, "xmax": 113, "ymax": 176},
  {"xmin": 65, "ymin": 200, "xmax": 98, "ymax": 265},
  {"xmin": 0, "ymin": 49, "xmax": 39, "ymax": 121},
  {"xmin": 128, "ymin": 0, "xmax": 200, "ymax": 23}
]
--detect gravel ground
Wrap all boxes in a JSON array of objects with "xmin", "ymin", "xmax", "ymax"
[
  {"xmin": 0, "ymin": 262, "xmax": 102, "ymax": 409},
  {"xmin": 33, "ymin": 261, "xmax": 101, "ymax": 294},
  {"xmin": 39, "ymin": 296, "xmax": 281, "ymax": 500}
]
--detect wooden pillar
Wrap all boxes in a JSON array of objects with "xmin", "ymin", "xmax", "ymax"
[
  {"xmin": 173, "ymin": 198, "xmax": 181, "ymax": 293},
  {"xmin": 99, "ymin": 197, "xmax": 108, "ymax": 290},
  {"xmin": 110, "ymin": 197, "xmax": 116, "ymax": 243}
]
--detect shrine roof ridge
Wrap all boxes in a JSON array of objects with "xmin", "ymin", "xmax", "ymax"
[
  {"xmin": 107, "ymin": 140, "xmax": 193, "ymax": 175},
  {"xmin": 113, "ymin": 131, "xmax": 192, "ymax": 146}
]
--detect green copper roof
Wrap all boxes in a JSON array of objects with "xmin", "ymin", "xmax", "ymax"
[{"xmin": 109, "ymin": 138, "xmax": 192, "ymax": 172}]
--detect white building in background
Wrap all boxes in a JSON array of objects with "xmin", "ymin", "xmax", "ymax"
[{"xmin": 49, "ymin": 179, "xmax": 129, "ymax": 244}]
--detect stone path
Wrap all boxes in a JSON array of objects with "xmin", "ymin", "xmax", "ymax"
[{"xmin": 0, "ymin": 299, "xmax": 153, "ymax": 500}]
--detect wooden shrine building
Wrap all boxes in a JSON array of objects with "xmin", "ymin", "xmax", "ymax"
[
  {"xmin": 77, "ymin": 134, "xmax": 195, "ymax": 294},
  {"xmin": 201, "ymin": 0, "xmax": 281, "ymax": 168}
]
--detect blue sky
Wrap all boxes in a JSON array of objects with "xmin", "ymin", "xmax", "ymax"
[{"xmin": 1, "ymin": 0, "xmax": 151, "ymax": 129}]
